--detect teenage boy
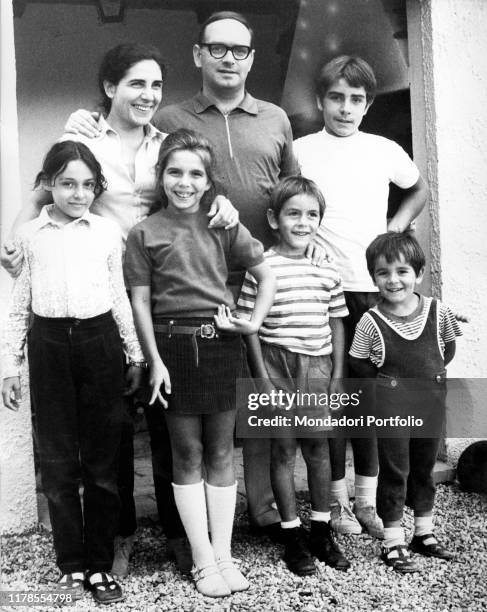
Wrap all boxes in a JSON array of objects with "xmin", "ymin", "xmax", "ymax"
[{"xmin": 294, "ymin": 55, "xmax": 428, "ymax": 539}]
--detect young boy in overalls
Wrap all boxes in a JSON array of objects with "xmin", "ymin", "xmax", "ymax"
[{"xmin": 349, "ymin": 232, "xmax": 462, "ymax": 573}]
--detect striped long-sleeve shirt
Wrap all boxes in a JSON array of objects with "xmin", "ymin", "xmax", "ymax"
[{"xmin": 237, "ymin": 249, "xmax": 348, "ymax": 356}]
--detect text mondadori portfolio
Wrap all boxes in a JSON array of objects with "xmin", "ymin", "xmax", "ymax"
[{"xmin": 247, "ymin": 415, "xmax": 424, "ymax": 427}]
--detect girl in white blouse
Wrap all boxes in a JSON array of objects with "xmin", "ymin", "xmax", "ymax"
[{"xmin": 1, "ymin": 140, "xmax": 144, "ymax": 604}]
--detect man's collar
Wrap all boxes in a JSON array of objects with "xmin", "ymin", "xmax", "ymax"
[
  {"xmin": 37, "ymin": 204, "xmax": 93, "ymax": 228},
  {"xmin": 193, "ymin": 90, "xmax": 258, "ymax": 115}
]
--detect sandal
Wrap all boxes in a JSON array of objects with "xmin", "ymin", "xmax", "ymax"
[
  {"xmin": 217, "ymin": 558, "xmax": 250, "ymax": 593},
  {"xmin": 381, "ymin": 544, "xmax": 421, "ymax": 574},
  {"xmin": 191, "ymin": 565, "xmax": 231, "ymax": 597},
  {"xmin": 410, "ymin": 534, "xmax": 455, "ymax": 560},
  {"xmin": 87, "ymin": 572, "xmax": 124, "ymax": 605},
  {"xmin": 58, "ymin": 572, "xmax": 85, "ymax": 600}
]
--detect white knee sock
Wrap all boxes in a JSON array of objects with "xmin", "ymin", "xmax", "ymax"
[
  {"xmin": 414, "ymin": 515, "xmax": 434, "ymax": 537},
  {"xmin": 354, "ymin": 474, "xmax": 377, "ymax": 507},
  {"xmin": 330, "ymin": 478, "xmax": 349, "ymax": 505},
  {"xmin": 205, "ymin": 481, "xmax": 237, "ymax": 562},
  {"xmin": 383, "ymin": 526, "xmax": 406, "ymax": 548},
  {"xmin": 172, "ymin": 480, "xmax": 215, "ymax": 568}
]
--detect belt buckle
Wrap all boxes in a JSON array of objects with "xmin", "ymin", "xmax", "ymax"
[{"xmin": 200, "ymin": 323, "xmax": 216, "ymax": 339}]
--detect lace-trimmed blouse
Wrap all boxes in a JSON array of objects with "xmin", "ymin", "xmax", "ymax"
[{"xmin": 2, "ymin": 205, "xmax": 144, "ymax": 377}]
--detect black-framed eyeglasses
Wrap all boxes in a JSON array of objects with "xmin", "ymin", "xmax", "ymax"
[{"xmin": 199, "ymin": 43, "xmax": 252, "ymax": 60}]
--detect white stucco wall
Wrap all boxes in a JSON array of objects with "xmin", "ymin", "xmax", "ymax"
[{"xmin": 422, "ymin": 0, "xmax": 487, "ymax": 457}]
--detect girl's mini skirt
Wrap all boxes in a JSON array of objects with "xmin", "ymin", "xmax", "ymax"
[{"xmin": 154, "ymin": 318, "xmax": 247, "ymax": 415}]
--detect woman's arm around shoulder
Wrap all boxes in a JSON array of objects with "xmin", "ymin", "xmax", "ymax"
[{"xmin": 1, "ymin": 190, "xmax": 50, "ymax": 277}]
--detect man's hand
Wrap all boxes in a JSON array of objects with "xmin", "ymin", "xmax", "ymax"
[
  {"xmin": 148, "ymin": 357, "xmax": 171, "ymax": 408},
  {"xmin": 214, "ymin": 304, "xmax": 257, "ymax": 335},
  {"xmin": 64, "ymin": 110, "xmax": 101, "ymax": 138},
  {"xmin": 305, "ymin": 242, "xmax": 332, "ymax": 267},
  {"xmin": 124, "ymin": 365, "xmax": 143, "ymax": 396},
  {"xmin": 2, "ymin": 377, "xmax": 21, "ymax": 411},
  {"xmin": 1, "ymin": 242, "xmax": 23, "ymax": 278},
  {"xmin": 207, "ymin": 195, "xmax": 239, "ymax": 230}
]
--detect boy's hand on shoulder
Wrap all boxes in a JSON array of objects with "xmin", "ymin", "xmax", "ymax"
[
  {"xmin": 207, "ymin": 195, "xmax": 239, "ymax": 230},
  {"xmin": 148, "ymin": 357, "xmax": 171, "ymax": 408},
  {"xmin": 452, "ymin": 310, "xmax": 469, "ymax": 323},
  {"xmin": 2, "ymin": 377, "xmax": 21, "ymax": 411},
  {"xmin": 1, "ymin": 242, "xmax": 23, "ymax": 278},
  {"xmin": 214, "ymin": 304, "xmax": 257, "ymax": 335},
  {"xmin": 124, "ymin": 365, "xmax": 144, "ymax": 396},
  {"xmin": 305, "ymin": 243, "xmax": 333, "ymax": 267}
]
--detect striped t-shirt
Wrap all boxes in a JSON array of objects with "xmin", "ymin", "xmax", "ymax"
[
  {"xmin": 237, "ymin": 249, "xmax": 348, "ymax": 356},
  {"xmin": 349, "ymin": 295, "xmax": 462, "ymax": 367}
]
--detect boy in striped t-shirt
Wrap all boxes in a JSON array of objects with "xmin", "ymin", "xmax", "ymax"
[
  {"xmin": 237, "ymin": 176, "xmax": 350, "ymax": 576},
  {"xmin": 350, "ymin": 232, "xmax": 461, "ymax": 573}
]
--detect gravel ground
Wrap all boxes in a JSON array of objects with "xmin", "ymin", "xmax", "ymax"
[{"xmin": 1, "ymin": 483, "xmax": 486, "ymax": 612}]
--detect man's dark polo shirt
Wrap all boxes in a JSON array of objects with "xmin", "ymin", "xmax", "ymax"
[{"xmin": 154, "ymin": 91, "xmax": 299, "ymax": 250}]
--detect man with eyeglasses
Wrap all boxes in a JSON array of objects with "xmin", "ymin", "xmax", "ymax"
[{"xmin": 157, "ymin": 11, "xmax": 298, "ymax": 252}]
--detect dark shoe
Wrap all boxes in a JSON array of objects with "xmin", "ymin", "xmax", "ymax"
[
  {"xmin": 410, "ymin": 534, "xmax": 454, "ymax": 560},
  {"xmin": 88, "ymin": 572, "xmax": 125, "ymax": 605},
  {"xmin": 249, "ymin": 521, "xmax": 285, "ymax": 544},
  {"xmin": 282, "ymin": 527, "xmax": 317, "ymax": 576},
  {"xmin": 381, "ymin": 544, "xmax": 421, "ymax": 574},
  {"xmin": 309, "ymin": 521, "xmax": 350, "ymax": 571},
  {"xmin": 58, "ymin": 572, "xmax": 85, "ymax": 600},
  {"xmin": 167, "ymin": 536, "xmax": 193, "ymax": 573}
]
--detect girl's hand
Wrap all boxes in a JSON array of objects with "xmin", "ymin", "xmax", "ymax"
[
  {"xmin": 214, "ymin": 305, "xmax": 257, "ymax": 335},
  {"xmin": 1, "ymin": 242, "xmax": 23, "ymax": 278},
  {"xmin": 2, "ymin": 377, "xmax": 21, "ymax": 411},
  {"xmin": 64, "ymin": 109, "xmax": 101, "ymax": 138},
  {"xmin": 124, "ymin": 365, "xmax": 144, "ymax": 396},
  {"xmin": 149, "ymin": 358, "xmax": 171, "ymax": 408},
  {"xmin": 207, "ymin": 195, "xmax": 239, "ymax": 230}
]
